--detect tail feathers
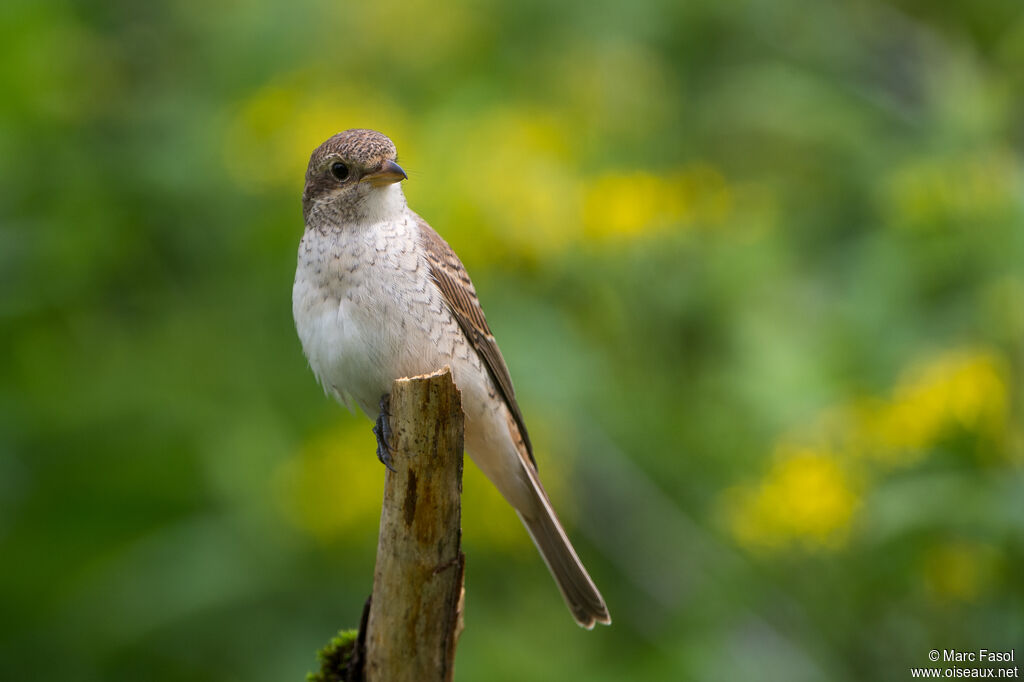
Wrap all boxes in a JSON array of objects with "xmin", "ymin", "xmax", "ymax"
[{"xmin": 518, "ymin": 484, "xmax": 611, "ymax": 629}]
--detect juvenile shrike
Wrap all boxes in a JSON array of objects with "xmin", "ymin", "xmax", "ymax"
[{"xmin": 292, "ymin": 129, "xmax": 610, "ymax": 628}]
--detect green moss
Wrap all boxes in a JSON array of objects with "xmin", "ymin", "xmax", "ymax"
[{"xmin": 307, "ymin": 629, "xmax": 360, "ymax": 682}]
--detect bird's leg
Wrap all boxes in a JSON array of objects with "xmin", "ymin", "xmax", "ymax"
[{"xmin": 372, "ymin": 393, "xmax": 396, "ymax": 472}]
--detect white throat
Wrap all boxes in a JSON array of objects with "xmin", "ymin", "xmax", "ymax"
[
  {"xmin": 305, "ymin": 182, "xmax": 409, "ymax": 232},
  {"xmin": 355, "ymin": 183, "xmax": 408, "ymax": 224}
]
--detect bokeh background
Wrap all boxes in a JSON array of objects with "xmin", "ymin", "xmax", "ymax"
[{"xmin": 3, "ymin": 0, "xmax": 1023, "ymax": 679}]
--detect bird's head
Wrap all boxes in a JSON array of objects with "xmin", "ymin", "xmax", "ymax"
[{"xmin": 302, "ymin": 129, "xmax": 407, "ymax": 221}]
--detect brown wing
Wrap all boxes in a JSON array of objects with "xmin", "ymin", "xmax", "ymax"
[{"xmin": 415, "ymin": 215, "xmax": 536, "ymax": 468}]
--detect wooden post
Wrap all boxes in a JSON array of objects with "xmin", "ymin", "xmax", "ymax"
[{"xmin": 364, "ymin": 367, "xmax": 466, "ymax": 682}]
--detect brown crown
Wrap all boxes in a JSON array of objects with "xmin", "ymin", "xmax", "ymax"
[{"xmin": 307, "ymin": 129, "xmax": 397, "ymax": 176}]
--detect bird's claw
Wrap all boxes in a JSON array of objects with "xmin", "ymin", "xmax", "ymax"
[{"xmin": 373, "ymin": 393, "xmax": 396, "ymax": 472}]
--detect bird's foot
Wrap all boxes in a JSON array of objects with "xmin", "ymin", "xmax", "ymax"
[{"xmin": 372, "ymin": 393, "xmax": 396, "ymax": 472}]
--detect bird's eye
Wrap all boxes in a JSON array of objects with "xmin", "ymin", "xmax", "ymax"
[{"xmin": 330, "ymin": 162, "xmax": 349, "ymax": 181}]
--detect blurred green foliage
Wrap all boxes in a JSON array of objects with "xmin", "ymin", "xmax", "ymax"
[{"xmin": 2, "ymin": 0, "xmax": 1023, "ymax": 680}]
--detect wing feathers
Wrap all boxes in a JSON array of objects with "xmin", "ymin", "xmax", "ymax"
[{"xmin": 415, "ymin": 215, "xmax": 536, "ymax": 467}]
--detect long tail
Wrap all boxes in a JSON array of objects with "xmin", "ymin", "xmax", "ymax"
[{"xmin": 516, "ymin": 470, "xmax": 611, "ymax": 629}]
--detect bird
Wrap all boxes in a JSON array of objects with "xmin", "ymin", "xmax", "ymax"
[{"xmin": 292, "ymin": 128, "xmax": 610, "ymax": 628}]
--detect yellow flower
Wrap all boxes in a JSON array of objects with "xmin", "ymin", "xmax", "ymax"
[
  {"xmin": 853, "ymin": 350, "xmax": 1007, "ymax": 465},
  {"xmin": 582, "ymin": 165, "xmax": 732, "ymax": 240},
  {"xmin": 725, "ymin": 447, "xmax": 859, "ymax": 552},
  {"xmin": 583, "ymin": 171, "xmax": 668, "ymax": 238},
  {"xmin": 724, "ymin": 347, "xmax": 1010, "ymax": 556},
  {"xmin": 273, "ymin": 424, "xmax": 385, "ymax": 544}
]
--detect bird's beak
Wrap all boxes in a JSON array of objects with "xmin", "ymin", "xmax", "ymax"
[{"xmin": 360, "ymin": 160, "xmax": 407, "ymax": 187}]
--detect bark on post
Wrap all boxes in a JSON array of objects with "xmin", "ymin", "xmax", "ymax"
[{"xmin": 365, "ymin": 366, "xmax": 466, "ymax": 682}]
